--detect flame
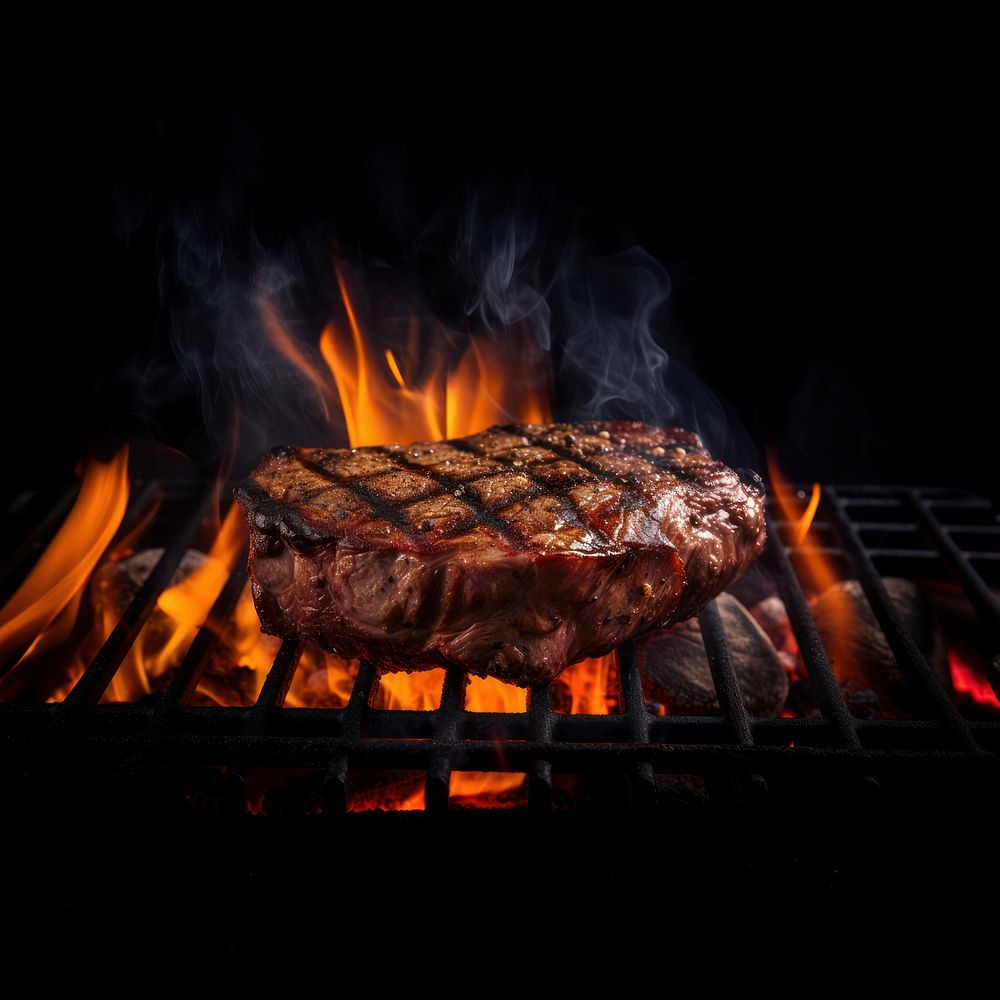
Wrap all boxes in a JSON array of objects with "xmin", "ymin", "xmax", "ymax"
[
  {"xmin": 769, "ymin": 461, "xmax": 829, "ymax": 583},
  {"xmin": 769, "ymin": 457, "xmax": 864, "ymax": 690},
  {"xmin": 769, "ymin": 459, "xmax": 837, "ymax": 596},
  {"xmin": 0, "ymin": 448, "xmax": 129, "ymax": 691},
  {"xmin": 374, "ymin": 668, "xmax": 446, "ymax": 710},
  {"xmin": 949, "ymin": 649, "xmax": 1000, "ymax": 709},
  {"xmin": 554, "ymin": 653, "xmax": 618, "ymax": 714},
  {"xmin": 449, "ymin": 771, "xmax": 526, "ymax": 808},
  {"xmin": 268, "ymin": 265, "xmax": 551, "ymax": 449},
  {"xmin": 103, "ymin": 503, "xmax": 247, "ymax": 702},
  {"xmin": 793, "ymin": 482, "xmax": 821, "ymax": 545}
]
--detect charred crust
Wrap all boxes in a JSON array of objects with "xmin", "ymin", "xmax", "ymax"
[
  {"xmin": 370, "ymin": 445, "xmax": 527, "ymax": 552},
  {"xmin": 234, "ymin": 479, "xmax": 334, "ymax": 546},
  {"xmin": 449, "ymin": 436, "xmax": 609, "ymax": 543}
]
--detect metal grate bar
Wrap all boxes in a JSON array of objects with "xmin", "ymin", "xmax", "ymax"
[
  {"xmin": 905, "ymin": 487, "xmax": 1000, "ymax": 648},
  {"xmin": 426, "ymin": 668, "xmax": 465, "ymax": 815},
  {"xmin": 527, "ymin": 681, "xmax": 554, "ymax": 814},
  {"xmin": 764, "ymin": 517, "xmax": 861, "ymax": 748},
  {"xmin": 219, "ymin": 640, "xmax": 305, "ymax": 816},
  {"xmin": 321, "ymin": 658, "xmax": 376, "ymax": 816},
  {"xmin": 35, "ymin": 729, "xmax": 998, "ymax": 774},
  {"xmin": 159, "ymin": 559, "xmax": 248, "ymax": 710},
  {"xmin": 251, "ymin": 640, "xmax": 302, "ymax": 719},
  {"xmin": 824, "ymin": 487, "xmax": 979, "ymax": 751},
  {"xmin": 617, "ymin": 641, "xmax": 655, "ymax": 808},
  {"xmin": 699, "ymin": 599, "xmax": 754, "ymax": 747},
  {"xmin": 56, "ymin": 489, "xmax": 216, "ymax": 714}
]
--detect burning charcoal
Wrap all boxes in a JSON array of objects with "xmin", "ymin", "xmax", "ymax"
[
  {"xmin": 91, "ymin": 548, "xmax": 247, "ymax": 701},
  {"xmin": 639, "ymin": 593, "xmax": 789, "ymax": 716},
  {"xmin": 92, "ymin": 547, "xmax": 207, "ymax": 605},
  {"xmin": 810, "ymin": 577, "xmax": 949, "ymax": 717},
  {"xmin": 749, "ymin": 593, "xmax": 801, "ymax": 677},
  {"xmin": 750, "ymin": 594, "xmax": 794, "ymax": 652}
]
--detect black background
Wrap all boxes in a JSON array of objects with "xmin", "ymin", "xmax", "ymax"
[
  {"xmin": 2, "ymin": 27, "xmax": 998, "ymax": 948},
  {"xmin": 6, "ymin": 48, "xmax": 995, "ymax": 505}
]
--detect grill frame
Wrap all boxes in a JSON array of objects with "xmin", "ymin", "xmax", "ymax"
[{"xmin": 2, "ymin": 483, "xmax": 998, "ymax": 816}]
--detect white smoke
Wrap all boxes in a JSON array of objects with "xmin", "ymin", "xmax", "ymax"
[{"xmin": 132, "ymin": 195, "xmax": 754, "ymax": 474}]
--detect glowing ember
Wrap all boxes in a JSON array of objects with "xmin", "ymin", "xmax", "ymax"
[{"xmin": 949, "ymin": 649, "xmax": 1000, "ymax": 709}]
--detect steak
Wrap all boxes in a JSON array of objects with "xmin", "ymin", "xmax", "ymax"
[{"xmin": 236, "ymin": 421, "xmax": 766, "ymax": 686}]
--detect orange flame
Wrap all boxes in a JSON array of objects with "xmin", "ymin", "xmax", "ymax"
[
  {"xmin": 769, "ymin": 460, "xmax": 837, "ymax": 596},
  {"xmin": 555, "ymin": 653, "xmax": 618, "ymax": 714},
  {"xmin": 768, "ymin": 457, "xmax": 866, "ymax": 689},
  {"xmin": 268, "ymin": 265, "xmax": 551, "ymax": 448},
  {"xmin": 103, "ymin": 503, "xmax": 247, "ymax": 702},
  {"xmin": 375, "ymin": 668, "xmax": 446, "ymax": 710},
  {"xmin": 0, "ymin": 448, "xmax": 129, "ymax": 685}
]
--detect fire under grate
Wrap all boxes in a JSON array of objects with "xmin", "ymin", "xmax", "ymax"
[{"xmin": 1, "ymin": 483, "xmax": 998, "ymax": 816}]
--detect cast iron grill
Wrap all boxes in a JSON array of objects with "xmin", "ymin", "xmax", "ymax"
[{"xmin": 2, "ymin": 484, "xmax": 998, "ymax": 815}]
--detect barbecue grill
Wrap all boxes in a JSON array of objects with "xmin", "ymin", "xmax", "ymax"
[{"xmin": 3, "ymin": 483, "xmax": 997, "ymax": 819}]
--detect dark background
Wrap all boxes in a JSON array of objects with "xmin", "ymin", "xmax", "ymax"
[{"xmin": 7, "ymin": 56, "xmax": 995, "ymax": 506}]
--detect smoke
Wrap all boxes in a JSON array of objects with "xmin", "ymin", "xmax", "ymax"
[
  {"xmin": 556, "ymin": 246, "xmax": 672, "ymax": 421},
  {"xmin": 555, "ymin": 244, "xmax": 754, "ymax": 465},
  {"xmin": 450, "ymin": 198, "xmax": 753, "ymax": 464},
  {"xmin": 125, "ymin": 185, "xmax": 754, "ymax": 474}
]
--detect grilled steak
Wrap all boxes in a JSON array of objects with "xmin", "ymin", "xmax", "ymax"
[{"xmin": 236, "ymin": 421, "xmax": 766, "ymax": 686}]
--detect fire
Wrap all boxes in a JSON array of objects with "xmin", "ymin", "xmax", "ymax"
[
  {"xmin": 267, "ymin": 266, "xmax": 550, "ymax": 449},
  {"xmin": 3, "ymin": 260, "xmax": 616, "ymax": 811},
  {"xmin": 104, "ymin": 503, "xmax": 246, "ymax": 702},
  {"xmin": 769, "ymin": 458, "xmax": 862, "ymax": 689},
  {"xmin": 375, "ymin": 668, "xmax": 446, "ymax": 710},
  {"xmin": 768, "ymin": 460, "xmax": 999, "ymax": 717},
  {"xmin": 949, "ymin": 649, "xmax": 1000, "ymax": 709},
  {"xmin": 792, "ymin": 482, "xmax": 821, "ymax": 545},
  {"xmin": 0, "ymin": 448, "xmax": 129, "ymax": 695},
  {"xmin": 769, "ymin": 461, "xmax": 830, "ymax": 589},
  {"xmin": 554, "ymin": 654, "xmax": 618, "ymax": 714}
]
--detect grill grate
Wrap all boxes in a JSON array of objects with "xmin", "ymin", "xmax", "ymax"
[{"xmin": 2, "ymin": 484, "xmax": 998, "ymax": 814}]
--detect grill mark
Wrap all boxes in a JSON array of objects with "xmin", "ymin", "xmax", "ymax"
[
  {"xmin": 371, "ymin": 447, "xmax": 527, "ymax": 551},
  {"xmin": 449, "ymin": 437, "xmax": 610, "ymax": 543},
  {"xmin": 508, "ymin": 427, "xmax": 647, "ymax": 497},
  {"xmin": 293, "ymin": 453, "xmax": 415, "ymax": 533},
  {"xmin": 435, "ymin": 481, "xmax": 592, "ymax": 541}
]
